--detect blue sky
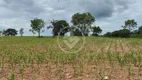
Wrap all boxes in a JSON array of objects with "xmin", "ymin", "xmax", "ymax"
[{"xmin": 0, "ymin": 0, "xmax": 141, "ymax": 36}]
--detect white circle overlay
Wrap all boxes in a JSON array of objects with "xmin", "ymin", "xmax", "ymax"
[{"xmin": 57, "ymin": 27, "xmax": 85, "ymax": 53}]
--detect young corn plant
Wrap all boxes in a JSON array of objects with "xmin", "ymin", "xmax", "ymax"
[
  {"xmin": 87, "ymin": 52, "xmax": 95, "ymax": 65},
  {"xmin": 114, "ymin": 41, "xmax": 117, "ymax": 52},
  {"xmin": 8, "ymin": 73, "xmax": 15, "ymax": 80},
  {"xmin": 138, "ymin": 64, "xmax": 142, "ymax": 76},
  {"xmin": 55, "ymin": 53, "xmax": 64, "ymax": 80},
  {"xmin": 96, "ymin": 53, "xmax": 104, "ymax": 64},
  {"xmin": 72, "ymin": 62, "xmax": 78, "ymax": 78},
  {"xmin": 138, "ymin": 52, "xmax": 141, "ymax": 67},
  {"xmin": 78, "ymin": 60, "xmax": 83, "ymax": 76},
  {"xmin": 8, "ymin": 54, "xmax": 15, "ymax": 75},
  {"xmin": 116, "ymin": 53, "xmax": 124, "ymax": 70},
  {"xmin": 99, "ymin": 70, "xmax": 105, "ymax": 80},
  {"xmin": 0, "ymin": 53, "xmax": 5, "ymax": 71},
  {"xmin": 127, "ymin": 64, "xmax": 132, "ymax": 79},
  {"xmin": 29, "ymin": 54, "xmax": 34, "ymax": 72},
  {"xmin": 107, "ymin": 41, "xmax": 112, "ymax": 53},
  {"xmin": 19, "ymin": 62, "xmax": 25, "ymax": 80},
  {"xmin": 130, "ymin": 52, "xmax": 137, "ymax": 67},
  {"xmin": 119, "ymin": 40, "xmax": 124, "ymax": 53},
  {"xmin": 107, "ymin": 52, "xmax": 113, "ymax": 68},
  {"xmin": 36, "ymin": 53, "xmax": 45, "ymax": 74},
  {"xmin": 34, "ymin": 72, "xmax": 37, "ymax": 80},
  {"xmin": 58, "ymin": 64, "xmax": 63, "ymax": 80}
]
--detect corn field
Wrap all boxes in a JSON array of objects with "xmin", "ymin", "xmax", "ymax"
[{"xmin": 0, "ymin": 37, "xmax": 142, "ymax": 80}]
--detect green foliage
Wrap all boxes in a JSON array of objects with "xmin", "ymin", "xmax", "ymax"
[
  {"xmin": 19, "ymin": 28, "xmax": 24, "ymax": 36},
  {"xmin": 92, "ymin": 26, "xmax": 102, "ymax": 36},
  {"xmin": 71, "ymin": 27, "xmax": 82, "ymax": 36},
  {"xmin": 104, "ymin": 32, "xmax": 112, "ymax": 37},
  {"xmin": 9, "ymin": 73, "xmax": 15, "ymax": 80},
  {"xmin": 130, "ymin": 34, "xmax": 142, "ymax": 38},
  {"xmin": 71, "ymin": 12, "xmax": 95, "ymax": 36},
  {"xmin": 130, "ymin": 26, "xmax": 142, "ymax": 38},
  {"xmin": 0, "ymin": 37, "xmax": 142, "ymax": 79},
  {"xmin": 105, "ymin": 29, "xmax": 130, "ymax": 38},
  {"xmin": 138, "ymin": 26, "xmax": 142, "ymax": 34},
  {"xmin": 29, "ymin": 29, "xmax": 36, "ymax": 36},
  {"xmin": 0, "ymin": 31, "xmax": 2, "ymax": 36},
  {"xmin": 30, "ymin": 18, "xmax": 45, "ymax": 37},
  {"xmin": 49, "ymin": 20, "xmax": 69, "ymax": 36},
  {"xmin": 122, "ymin": 19, "xmax": 137, "ymax": 31},
  {"xmin": 4, "ymin": 28, "xmax": 18, "ymax": 36}
]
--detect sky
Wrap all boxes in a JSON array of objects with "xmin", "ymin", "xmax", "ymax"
[{"xmin": 0, "ymin": 0, "xmax": 141, "ymax": 36}]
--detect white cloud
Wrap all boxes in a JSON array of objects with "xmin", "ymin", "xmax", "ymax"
[{"xmin": 0, "ymin": 0, "xmax": 141, "ymax": 36}]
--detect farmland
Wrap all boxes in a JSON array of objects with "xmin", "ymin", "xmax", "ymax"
[{"xmin": 0, "ymin": 37, "xmax": 142, "ymax": 80}]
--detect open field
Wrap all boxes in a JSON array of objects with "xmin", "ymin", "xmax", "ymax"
[{"xmin": 0, "ymin": 37, "xmax": 142, "ymax": 80}]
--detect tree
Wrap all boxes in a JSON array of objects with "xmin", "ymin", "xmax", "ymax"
[
  {"xmin": 111, "ymin": 29, "xmax": 130, "ymax": 38},
  {"xmin": 4, "ymin": 28, "xmax": 18, "ymax": 36},
  {"xmin": 30, "ymin": 18, "xmax": 45, "ymax": 37},
  {"xmin": 138, "ymin": 26, "xmax": 142, "ymax": 34},
  {"xmin": 19, "ymin": 28, "xmax": 24, "ymax": 36},
  {"xmin": 71, "ymin": 27, "xmax": 82, "ymax": 36},
  {"xmin": 0, "ymin": 31, "xmax": 2, "ymax": 36},
  {"xmin": 104, "ymin": 29, "xmax": 130, "ymax": 38},
  {"xmin": 71, "ymin": 12, "xmax": 95, "ymax": 36},
  {"xmin": 29, "ymin": 29, "xmax": 36, "ymax": 36},
  {"xmin": 2, "ymin": 30, "xmax": 6, "ymax": 36},
  {"xmin": 131, "ymin": 30, "xmax": 139, "ymax": 34},
  {"xmin": 104, "ymin": 32, "xmax": 112, "ymax": 37},
  {"xmin": 130, "ymin": 26, "xmax": 142, "ymax": 38},
  {"xmin": 92, "ymin": 26, "xmax": 102, "ymax": 36},
  {"xmin": 122, "ymin": 19, "xmax": 137, "ymax": 31},
  {"xmin": 49, "ymin": 20, "xmax": 69, "ymax": 36}
]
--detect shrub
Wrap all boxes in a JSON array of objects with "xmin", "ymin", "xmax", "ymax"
[
  {"xmin": 130, "ymin": 34, "xmax": 142, "ymax": 38},
  {"xmin": 104, "ymin": 29, "xmax": 130, "ymax": 38},
  {"xmin": 104, "ymin": 32, "xmax": 112, "ymax": 37}
]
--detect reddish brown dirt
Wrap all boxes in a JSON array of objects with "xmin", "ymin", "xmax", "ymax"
[{"xmin": 0, "ymin": 61, "xmax": 142, "ymax": 80}]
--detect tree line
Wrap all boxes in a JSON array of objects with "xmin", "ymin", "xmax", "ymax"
[
  {"xmin": 104, "ymin": 19, "xmax": 142, "ymax": 38},
  {"xmin": 0, "ymin": 12, "xmax": 142, "ymax": 38}
]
